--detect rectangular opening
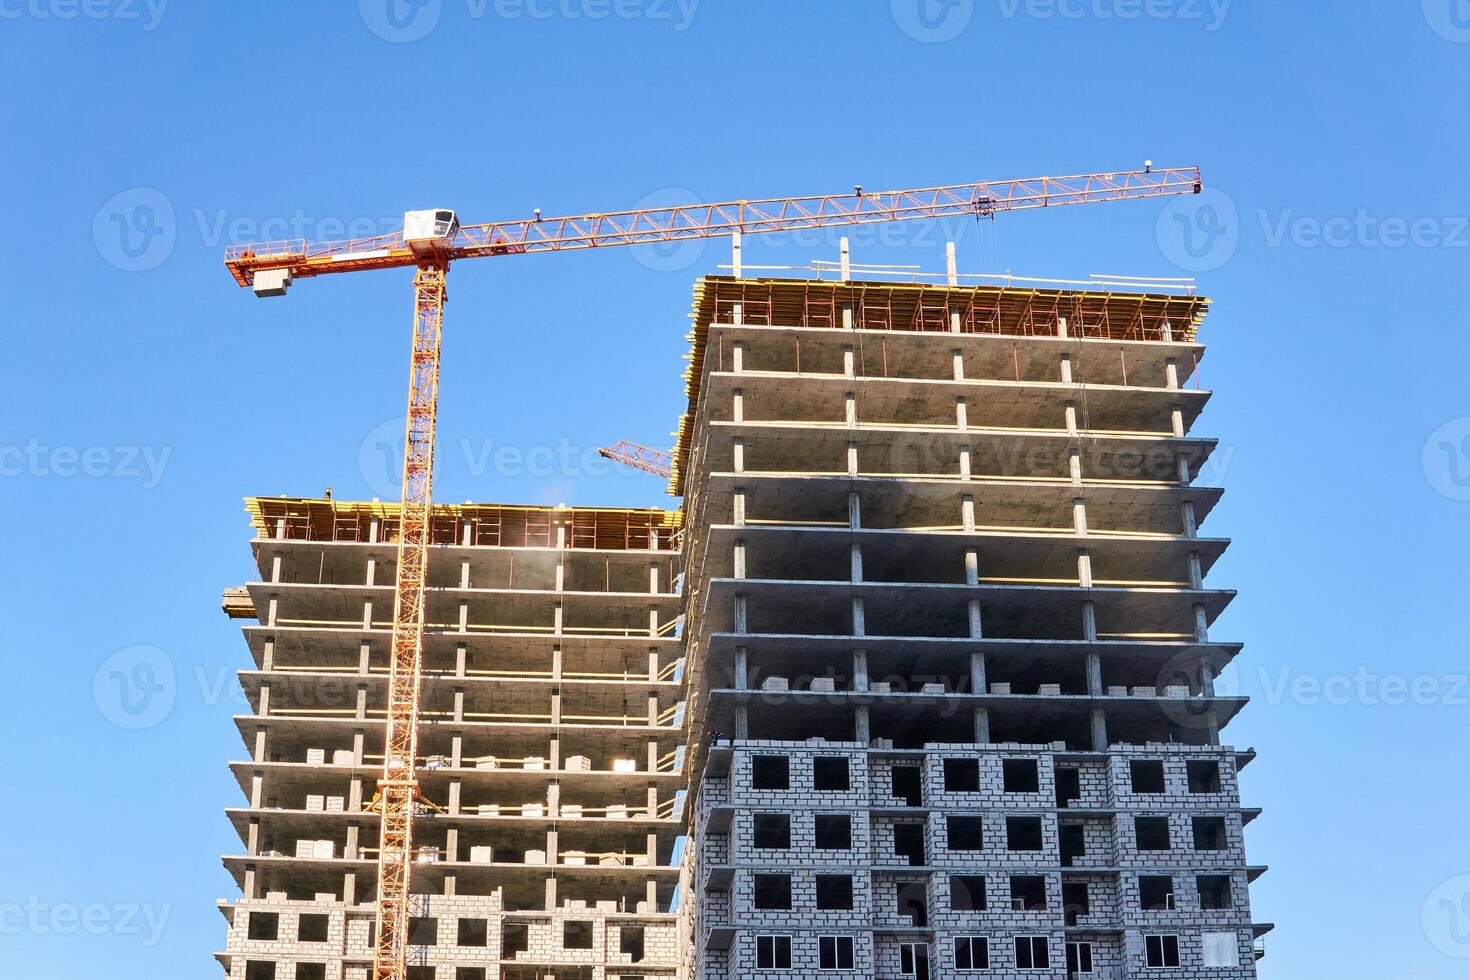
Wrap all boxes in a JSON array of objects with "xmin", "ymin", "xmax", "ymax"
[
  {"xmin": 1203, "ymin": 931, "xmax": 1241, "ymax": 968},
  {"xmin": 1002, "ymin": 758, "xmax": 1040, "ymax": 794},
  {"xmin": 753, "ymin": 813, "xmax": 792, "ymax": 849},
  {"xmin": 1055, "ymin": 766, "xmax": 1082, "ymax": 807},
  {"xmin": 756, "ymin": 935, "xmax": 792, "ymax": 969},
  {"xmin": 1014, "ymin": 936, "xmax": 1050, "ymax": 969},
  {"xmin": 407, "ymin": 917, "xmax": 437, "ymax": 946},
  {"xmin": 890, "ymin": 765, "xmax": 923, "ymax": 806},
  {"xmin": 406, "ymin": 968, "xmax": 434, "ymax": 980},
  {"xmin": 501, "ymin": 922, "xmax": 529, "ymax": 957},
  {"xmin": 815, "ymin": 874, "xmax": 854, "ymax": 910},
  {"xmin": 297, "ymin": 913, "xmax": 328, "ymax": 943},
  {"xmin": 247, "ymin": 912, "xmax": 279, "ymax": 941},
  {"xmin": 815, "ymin": 813, "xmax": 852, "ymax": 850},
  {"xmin": 1059, "ymin": 823, "xmax": 1085, "ymax": 867},
  {"xmin": 455, "ymin": 970, "xmax": 486, "ymax": 980},
  {"xmin": 1006, "ymin": 816, "xmax": 1044, "ymax": 852},
  {"xmin": 1062, "ymin": 881, "xmax": 1090, "ymax": 926},
  {"xmin": 1066, "ymin": 941, "xmax": 1094, "ymax": 975},
  {"xmin": 949, "ymin": 874, "xmax": 986, "ymax": 911},
  {"xmin": 1187, "ymin": 759, "xmax": 1222, "ymax": 793},
  {"xmin": 895, "ymin": 882, "xmax": 928, "ymax": 927},
  {"xmin": 294, "ymin": 967, "xmax": 324, "ymax": 980},
  {"xmin": 1130, "ymin": 759, "xmax": 1167, "ymax": 794},
  {"xmin": 955, "ymin": 936, "xmax": 988, "ymax": 970},
  {"xmin": 244, "ymin": 963, "xmax": 275, "ymax": 980},
  {"xmin": 754, "ymin": 873, "xmax": 792, "ymax": 910},
  {"xmin": 819, "ymin": 935, "xmax": 855, "ymax": 970},
  {"xmin": 1193, "ymin": 816, "xmax": 1227, "ymax": 851},
  {"xmin": 944, "ymin": 757, "xmax": 980, "ymax": 792},
  {"xmin": 620, "ymin": 924, "xmax": 645, "ymax": 962},
  {"xmin": 1197, "ymin": 874, "xmax": 1233, "ymax": 910},
  {"xmin": 563, "ymin": 920, "xmax": 593, "ymax": 950},
  {"xmin": 1146, "ymin": 934, "xmax": 1181, "ymax": 968},
  {"xmin": 893, "ymin": 822, "xmax": 926, "ymax": 866},
  {"xmin": 1134, "ymin": 816, "xmax": 1172, "ymax": 851},
  {"xmin": 813, "ymin": 756, "xmax": 850, "ymax": 791},
  {"xmin": 947, "ymin": 816, "xmax": 984, "ymax": 851},
  {"xmin": 456, "ymin": 918, "xmax": 487, "ymax": 947},
  {"xmin": 752, "ymin": 754, "xmax": 790, "ymax": 790},
  {"xmin": 1139, "ymin": 875, "xmax": 1176, "ymax": 911},
  {"xmin": 1009, "ymin": 875, "xmax": 1047, "ymax": 912}
]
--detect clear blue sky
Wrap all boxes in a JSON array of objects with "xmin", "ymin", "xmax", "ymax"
[{"xmin": 3, "ymin": 3, "xmax": 1468, "ymax": 977}]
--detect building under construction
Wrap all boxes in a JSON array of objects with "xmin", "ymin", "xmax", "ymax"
[{"xmin": 218, "ymin": 273, "xmax": 1269, "ymax": 979}]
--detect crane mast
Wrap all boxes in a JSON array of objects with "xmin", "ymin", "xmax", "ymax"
[{"xmin": 223, "ymin": 166, "xmax": 1202, "ymax": 980}]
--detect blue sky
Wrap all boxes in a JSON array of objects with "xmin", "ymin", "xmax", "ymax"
[{"xmin": 3, "ymin": 2, "xmax": 1469, "ymax": 977}]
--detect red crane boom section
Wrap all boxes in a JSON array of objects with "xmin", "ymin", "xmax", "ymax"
[{"xmin": 225, "ymin": 168, "xmax": 1201, "ymax": 287}]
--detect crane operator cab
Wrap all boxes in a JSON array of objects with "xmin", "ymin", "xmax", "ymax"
[{"xmin": 404, "ymin": 208, "xmax": 460, "ymax": 262}]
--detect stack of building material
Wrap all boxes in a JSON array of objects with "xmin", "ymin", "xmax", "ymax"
[
  {"xmin": 761, "ymin": 676, "xmax": 789, "ymax": 691},
  {"xmin": 564, "ymin": 755, "xmax": 592, "ymax": 771}
]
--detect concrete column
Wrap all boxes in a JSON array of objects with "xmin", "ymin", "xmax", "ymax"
[
  {"xmin": 1188, "ymin": 552, "xmax": 1204, "ymax": 589},
  {"xmin": 1082, "ymin": 601, "xmax": 1098, "ymax": 642},
  {"xmin": 1182, "ymin": 500, "xmax": 1198, "ymax": 538},
  {"xmin": 961, "ymin": 494, "xmax": 976, "ymax": 532},
  {"xmin": 731, "ymin": 231, "xmax": 742, "ymax": 279},
  {"xmin": 266, "ymin": 595, "xmax": 278, "ymax": 627},
  {"xmin": 734, "ymin": 594, "xmax": 747, "ymax": 634},
  {"xmin": 455, "ymin": 642, "xmax": 467, "ymax": 678},
  {"xmin": 1057, "ymin": 315, "xmax": 1069, "ymax": 339},
  {"xmin": 460, "ymin": 557, "xmax": 470, "ymax": 589},
  {"xmin": 846, "ymin": 440, "xmax": 859, "ymax": 477},
  {"xmin": 853, "ymin": 650, "xmax": 869, "ymax": 692},
  {"xmin": 840, "ymin": 237, "xmax": 851, "ymax": 282},
  {"xmin": 850, "ymin": 543, "xmax": 863, "ymax": 584},
  {"xmin": 250, "ymin": 773, "xmax": 264, "ymax": 808},
  {"xmin": 270, "ymin": 553, "xmax": 282, "ymax": 583},
  {"xmin": 1064, "ymin": 401, "xmax": 1079, "ymax": 436},
  {"xmin": 1059, "ymin": 352, "xmax": 1074, "ymax": 385},
  {"xmin": 1090, "ymin": 708, "xmax": 1108, "ymax": 750},
  {"xmin": 844, "ymin": 392, "xmax": 856, "ymax": 426},
  {"xmin": 958, "ymin": 446, "xmax": 972, "ymax": 481},
  {"xmin": 450, "ymin": 734, "xmax": 462, "ymax": 769},
  {"xmin": 952, "ymin": 349, "xmax": 965, "ymax": 381},
  {"xmin": 257, "ymin": 682, "xmax": 270, "ymax": 718},
  {"xmin": 955, "ymin": 396, "xmax": 968, "ymax": 431},
  {"xmin": 253, "ymin": 729, "xmax": 267, "ymax": 762},
  {"xmin": 355, "ymin": 684, "xmax": 367, "ymax": 721},
  {"xmin": 357, "ymin": 598, "xmax": 368, "ymax": 630},
  {"xmin": 969, "ymin": 653, "xmax": 987, "ymax": 695},
  {"xmin": 366, "ymin": 557, "xmax": 376, "ymax": 586},
  {"xmin": 972, "ymin": 708, "xmax": 990, "ymax": 745},
  {"xmin": 1171, "ymin": 406, "xmax": 1186, "ymax": 438},
  {"xmin": 1200, "ymin": 658, "xmax": 1216, "ymax": 697},
  {"xmin": 852, "ymin": 597, "xmax": 865, "ymax": 637},
  {"xmin": 843, "ymin": 345, "xmax": 855, "ymax": 378},
  {"xmin": 854, "ymin": 704, "xmax": 870, "ymax": 744},
  {"xmin": 733, "ymin": 489, "xmax": 747, "ymax": 527},
  {"xmin": 1077, "ymin": 551, "xmax": 1093, "ymax": 588},
  {"xmin": 731, "ymin": 340, "xmax": 745, "ymax": 372},
  {"xmin": 964, "ymin": 548, "xmax": 979, "ymax": 586},
  {"xmin": 733, "ymin": 437, "xmax": 745, "ymax": 473},
  {"xmin": 733, "ymin": 540, "xmax": 746, "ymax": 579},
  {"xmin": 734, "ymin": 648, "xmax": 749, "ymax": 689},
  {"xmin": 734, "ymin": 704, "xmax": 749, "ymax": 739},
  {"xmin": 967, "ymin": 599, "xmax": 983, "ymax": 640},
  {"xmin": 848, "ymin": 492, "xmax": 861, "ymax": 530},
  {"xmin": 353, "ymin": 729, "xmax": 365, "ymax": 765},
  {"xmin": 946, "ymin": 241, "xmax": 958, "ymax": 287},
  {"xmin": 359, "ymin": 642, "xmax": 371, "ymax": 675},
  {"xmin": 1165, "ymin": 358, "xmax": 1180, "ymax": 389},
  {"xmin": 1194, "ymin": 604, "xmax": 1210, "ymax": 642},
  {"xmin": 345, "ymin": 824, "xmax": 359, "ymax": 859},
  {"xmin": 1068, "ymin": 448, "xmax": 1083, "ymax": 485},
  {"xmin": 261, "ymin": 639, "xmax": 274, "ymax": 671},
  {"xmin": 1177, "ymin": 452, "xmax": 1192, "ymax": 485},
  {"xmin": 453, "ymin": 687, "xmax": 464, "ymax": 723},
  {"xmin": 1086, "ymin": 652, "xmax": 1103, "ymax": 696},
  {"xmin": 1073, "ymin": 498, "xmax": 1088, "ymax": 535},
  {"xmin": 733, "ymin": 388, "xmax": 744, "ymax": 423}
]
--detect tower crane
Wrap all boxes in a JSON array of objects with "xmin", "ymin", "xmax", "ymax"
[{"xmin": 223, "ymin": 166, "xmax": 1202, "ymax": 980}]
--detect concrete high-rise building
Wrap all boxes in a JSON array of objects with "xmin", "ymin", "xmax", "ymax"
[{"xmin": 218, "ymin": 274, "xmax": 1269, "ymax": 980}]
